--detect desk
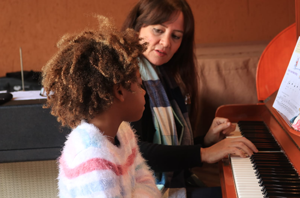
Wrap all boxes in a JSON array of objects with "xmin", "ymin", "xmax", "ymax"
[{"xmin": 0, "ymin": 99, "xmax": 70, "ymax": 162}]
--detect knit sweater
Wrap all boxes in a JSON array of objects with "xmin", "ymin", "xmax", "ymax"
[{"xmin": 58, "ymin": 121, "xmax": 161, "ymax": 198}]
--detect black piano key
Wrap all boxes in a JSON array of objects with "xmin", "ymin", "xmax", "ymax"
[
  {"xmin": 252, "ymin": 155, "xmax": 289, "ymax": 160},
  {"xmin": 262, "ymin": 184, "xmax": 300, "ymax": 191},
  {"xmin": 238, "ymin": 120, "xmax": 266, "ymax": 124},
  {"xmin": 256, "ymin": 169, "xmax": 298, "ymax": 175},
  {"xmin": 255, "ymin": 167, "xmax": 297, "ymax": 174},
  {"xmin": 241, "ymin": 129, "xmax": 270, "ymax": 133},
  {"xmin": 249, "ymin": 138, "xmax": 280, "ymax": 143},
  {"xmin": 267, "ymin": 196, "xmax": 300, "ymax": 198},
  {"xmin": 252, "ymin": 159, "xmax": 293, "ymax": 164},
  {"xmin": 241, "ymin": 130, "xmax": 269, "ymax": 134},
  {"xmin": 255, "ymin": 167, "xmax": 296, "ymax": 172},
  {"xmin": 253, "ymin": 163, "xmax": 294, "ymax": 169},
  {"xmin": 265, "ymin": 191, "xmax": 300, "ymax": 197},
  {"xmin": 259, "ymin": 179, "xmax": 300, "ymax": 186},
  {"xmin": 251, "ymin": 145, "xmax": 281, "ymax": 151},
  {"xmin": 263, "ymin": 186, "xmax": 300, "ymax": 192},
  {"xmin": 253, "ymin": 155, "xmax": 289, "ymax": 159},
  {"xmin": 253, "ymin": 162, "xmax": 294, "ymax": 166},
  {"xmin": 239, "ymin": 127, "xmax": 268, "ymax": 131},
  {"xmin": 242, "ymin": 135, "xmax": 273, "ymax": 139},
  {"xmin": 251, "ymin": 152, "xmax": 287, "ymax": 157},
  {"xmin": 257, "ymin": 172, "xmax": 299, "ymax": 178},
  {"xmin": 259, "ymin": 176, "xmax": 300, "ymax": 182},
  {"xmin": 242, "ymin": 133, "xmax": 274, "ymax": 138},
  {"xmin": 240, "ymin": 127, "xmax": 269, "ymax": 130},
  {"xmin": 239, "ymin": 123, "xmax": 266, "ymax": 127}
]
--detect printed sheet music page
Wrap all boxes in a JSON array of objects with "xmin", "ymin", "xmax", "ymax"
[{"xmin": 273, "ymin": 36, "xmax": 300, "ymax": 127}]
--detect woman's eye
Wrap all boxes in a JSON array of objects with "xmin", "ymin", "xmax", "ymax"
[
  {"xmin": 172, "ymin": 34, "xmax": 182, "ymax": 40},
  {"xmin": 153, "ymin": 28, "xmax": 163, "ymax": 34}
]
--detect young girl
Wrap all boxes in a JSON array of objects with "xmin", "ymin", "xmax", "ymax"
[{"xmin": 42, "ymin": 16, "xmax": 161, "ymax": 198}]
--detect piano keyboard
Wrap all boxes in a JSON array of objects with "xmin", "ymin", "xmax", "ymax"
[{"xmin": 230, "ymin": 121, "xmax": 300, "ymax": 198}]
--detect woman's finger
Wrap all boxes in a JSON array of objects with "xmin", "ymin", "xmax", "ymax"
[{"xmin": 230, "ymin": 137, "xmax": 258, "ymax": 153}]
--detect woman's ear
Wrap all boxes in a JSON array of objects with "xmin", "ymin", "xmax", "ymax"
[{"xmin": 113, "ymin": 84, "xmax": 125, "ymax": 102}]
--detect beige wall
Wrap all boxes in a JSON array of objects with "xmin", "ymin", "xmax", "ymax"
[{"xmin": 0, "ymin": 0, "xmax": 296, "ymax": 77}]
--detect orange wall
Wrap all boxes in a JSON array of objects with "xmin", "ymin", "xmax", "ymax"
[{"xmin": 0, "ymin": 0, "xmax": 295, "ymax": 77}]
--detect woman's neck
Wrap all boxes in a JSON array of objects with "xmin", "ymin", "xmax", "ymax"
[
  {"xmin": 142, "ymin": 56, "xmax": 160, "ymax": 68},
  {"xmin": 141, "ymin": 56, "xmax": 162, "ymax": 77}
]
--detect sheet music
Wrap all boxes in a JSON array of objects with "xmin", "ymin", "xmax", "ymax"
[{"xmin": 273, "ymin": 36, "xmax": 300, "ymax": 125}]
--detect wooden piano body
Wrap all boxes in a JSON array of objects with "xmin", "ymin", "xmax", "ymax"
[{"xmin": 217, "ymin": 92, "xmax": 300, "ymax": 198}]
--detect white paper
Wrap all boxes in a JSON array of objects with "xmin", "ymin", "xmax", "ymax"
[
  {"xmin": 273, "ymin": 36, "xmax": 300, "ymax": 123},
  {"xmin": 0, "ymin": 90, "xmax": 47, "ymax": 100}
]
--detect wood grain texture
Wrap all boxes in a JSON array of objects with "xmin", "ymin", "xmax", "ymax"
[{"xmin": 256, "ymin": 24, "xmax": 297, "ymax": 101}]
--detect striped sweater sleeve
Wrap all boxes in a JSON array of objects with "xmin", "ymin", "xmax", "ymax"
[
  {"xmin": 119, "ymin": 122, "xmax": 161, "ymax": 198},
  {"xmin": 132, "ymin": 150, "xmax": 161, "ymax": 198}
]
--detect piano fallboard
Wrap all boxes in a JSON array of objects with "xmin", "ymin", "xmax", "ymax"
[{"xmin": 216, "ymin": 103, "xmax": 300, "ymax": 198}]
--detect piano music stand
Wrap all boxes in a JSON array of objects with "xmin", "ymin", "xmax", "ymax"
[{"xmin": 256, "ymin": 0, "xmax": 300, "ymax": 102}]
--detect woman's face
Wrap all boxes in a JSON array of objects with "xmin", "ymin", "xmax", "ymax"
[{"xmin": 139, "ymin": 12, "xmax": 184, "ymax": 66}]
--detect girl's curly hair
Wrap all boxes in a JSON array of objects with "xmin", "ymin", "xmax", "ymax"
[{"xmin": 42, "ymin": 16, "xmax": 146, "ymax": 128}]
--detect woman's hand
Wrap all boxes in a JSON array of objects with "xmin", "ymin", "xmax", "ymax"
[
  {"xmin": 203, "ymin": 117, "xmax": 236, "ymax": 147},
  {"xmin": 201, "ymin": 137, "xmax": 258, "ymax": 164}
]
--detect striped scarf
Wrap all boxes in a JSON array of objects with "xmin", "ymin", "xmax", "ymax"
[{"xmin": 139, "ymin": 58, "xmax": 194, "ymax": 197}]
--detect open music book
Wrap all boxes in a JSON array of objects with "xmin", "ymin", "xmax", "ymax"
[{"xmin": 273, "ymin": 36, "xmax": 300, "ymax": 130}]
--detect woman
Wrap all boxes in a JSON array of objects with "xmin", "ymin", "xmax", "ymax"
[{"xmin": 122, "ymin": 0, "xmax": 258, "ymax": 197}]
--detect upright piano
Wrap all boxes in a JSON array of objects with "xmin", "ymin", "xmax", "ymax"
[{"xmin": 217, "ymin": 1, "xmax": 300, "ymax": 197}]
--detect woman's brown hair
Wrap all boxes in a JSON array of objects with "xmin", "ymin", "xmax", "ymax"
[
  {"xmin": 42, "ymin": 16, "xmax": 145, "ymax": 128},
  {"xmin": 122, "ymin": 0, "xmax": 199, "ymax": 132}
]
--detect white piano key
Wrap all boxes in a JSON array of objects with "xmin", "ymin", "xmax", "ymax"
[{"xmin": 231, "ymin": 156, "xmax": 264, "ymax": 198}]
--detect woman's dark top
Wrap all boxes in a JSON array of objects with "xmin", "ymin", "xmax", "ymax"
[{"xmin": 131, "ymin": 91, "xmax": 203, "ymax": 173}]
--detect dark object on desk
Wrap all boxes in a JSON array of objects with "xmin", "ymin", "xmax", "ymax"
[
  {"xmin": 0, "ymin": 70, "xmax": 42, "ymax": 92},
  {"xmin": 0, "ymin": 99, "xmax": 70, "ymax": 163},
  {"xmin": 0, "ymin": 93, "xmax": 12, "ymax": 105},
  {"xmin": 6, "ymin": 70, "xmax": 41, "ymax": 82}
]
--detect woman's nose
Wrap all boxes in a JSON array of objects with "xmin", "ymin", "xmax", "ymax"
[{"xmin": 159, "ymin": 34, "xmax": 171, "ymax": 48}]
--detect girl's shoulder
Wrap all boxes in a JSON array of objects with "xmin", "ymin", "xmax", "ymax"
[
  {"xmin": 117, "ymin": 121, "xmax": 138, "ymax": 146},
  {"xmin": 65, "ymin": 121, "xmax": 108, "ymax": 152},
  {"xmin": 60, "ymin": 121, "xmax": 111, "ymax": 166}
]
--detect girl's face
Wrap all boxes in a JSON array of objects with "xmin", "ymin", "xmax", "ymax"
[
  {"xmin": 139, "ymin": 12, "xmax": 184, "ymax": 66},
  {"xmin": 123, "ymin": 70, "xmax": 146, "ymax": 122}
]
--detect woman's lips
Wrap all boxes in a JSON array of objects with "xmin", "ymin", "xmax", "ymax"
[{"xmin": 155, "ymin": 49, "xmax": 167, "ymax": 57}]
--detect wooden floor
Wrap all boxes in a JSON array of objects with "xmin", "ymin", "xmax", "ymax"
[{"xmin": 191, "ymin": 162, "xmax": 221, "ymax": 187}]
